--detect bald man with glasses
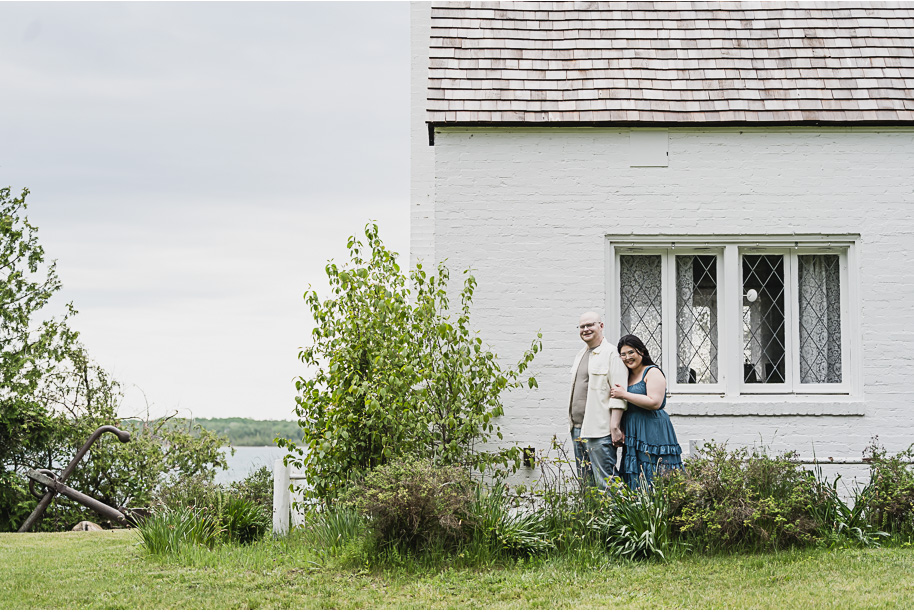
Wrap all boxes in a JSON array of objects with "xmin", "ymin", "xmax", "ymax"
[{"xmin": 568, "ymin": 311, "xmax": 628, "ymax": 490}]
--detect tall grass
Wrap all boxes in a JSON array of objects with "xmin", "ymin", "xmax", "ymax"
[{"xmin": 137, "ymin": 507, "xmax": 223, "ymax": 554}]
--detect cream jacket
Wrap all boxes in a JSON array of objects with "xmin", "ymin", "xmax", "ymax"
[{"xmin": 569, "ymin": 337, "xmax": 628, "ymax": 438}]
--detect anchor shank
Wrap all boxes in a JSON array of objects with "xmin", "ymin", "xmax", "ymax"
[{"xmin": 24, "ymin": 470, "xmax": 129, "ymax": 526}]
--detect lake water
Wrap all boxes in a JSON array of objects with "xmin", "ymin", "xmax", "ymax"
[{"xmin": 215, "ymin": 446, "xmax": 287, "ymax": 484}]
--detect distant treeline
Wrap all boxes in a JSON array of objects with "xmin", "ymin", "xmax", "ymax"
[
  {"xmin": 194, "ymin": 418, "xmax": 303, "ymax": 447},
  {"xmin": 122, "ymin": 417, "xmax": 303, "ymax": 447}
]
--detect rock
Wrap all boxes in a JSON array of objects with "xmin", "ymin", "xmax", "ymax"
[{"xmin": 72, "ymin": 521, "xmax": 103, "ymax": 531}]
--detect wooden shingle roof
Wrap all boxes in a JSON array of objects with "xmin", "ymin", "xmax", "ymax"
[{"xmin": 427, "ymin": 1, "xmax": 914, "ymax": 124}]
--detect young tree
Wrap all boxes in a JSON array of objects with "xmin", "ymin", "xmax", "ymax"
[{"xmin": 280, "ymin": 223, "xmax": 542, "ymax": 502}]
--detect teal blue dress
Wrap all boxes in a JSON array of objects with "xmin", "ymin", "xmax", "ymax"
[{"xmin": 621, "ymin": 365, "xmax": 683, "ymax": 489}]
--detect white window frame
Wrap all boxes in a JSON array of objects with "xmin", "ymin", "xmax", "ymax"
[
  {"xmin": 615, "ymin": 246, "xmax": 725, "ymax": 395},
  {"xmin": 607, "ymin": 235, "xmax": 860, "ymax": 400}
]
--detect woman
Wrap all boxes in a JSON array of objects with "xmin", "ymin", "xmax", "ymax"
[{"xmin": 609, "ymin": 334, "xmax": 683, "ymax": 489}]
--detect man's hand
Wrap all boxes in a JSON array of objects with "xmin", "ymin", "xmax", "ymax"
[
  {"xmin": 611, "ymin": 426, "xmax": 625, "ymax": 447},
  {"xmin": 610, "ymin": 382, "xmax": 626, "ymax": 400}
]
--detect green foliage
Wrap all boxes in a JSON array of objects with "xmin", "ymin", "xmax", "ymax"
[
  {"xmin": 221, "ymin": 496, "xmax": 270, "ymax": 545},
  {"xmin": 811, "ymin": 472, "xmax": 888, "ymax": 548},
  {"xmin": 663, "ymin": 442, "xmax": 821, "ymax": 552},
  {"xmin": 303, "ymin": 507, "xmax": 366, "ymax": 554},
  {"xmin": 0, "ymin": 186, "xmax": 78, "ymax": 530},
  {"xmin": 3, "ymin": 347, "xmax": 230, "ymax": 532},
  {"xmin": 228, "ymin": 465, "xmax": 273, "ymax": 509},
  {"xmin": 603, "ymin": 478, "xmax": 674, "ymax": 561},
  {"xmin": 861, "ymin": 439, "xmax": 914, "ymax": 536},
  {"xmin": 137, "ymin": 507, "xmax": 224, "ymax": 554},
  {"xmin": 280, "ymin": 223, "xmax": 542, "ymax": 501},
  {"xmin": 522, "ymin": 437, "xmax": 612, "ymax": 555},
  {"xmin": 139, "ymin": 475, "xmax": 271, "ymax": 553},
  {"xmin": 342, "ymin": 457, "xmax": 473, "ymax": 552},
  {"xmin": 467, "ymin": 481, "xmax": 552, "ymax": 558}
]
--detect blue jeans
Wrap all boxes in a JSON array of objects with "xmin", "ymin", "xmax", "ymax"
[{"xmin": 571, "ymin": 427, "xmax": 619, "ymax": 491}]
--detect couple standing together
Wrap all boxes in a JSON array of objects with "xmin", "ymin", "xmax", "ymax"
[{"xmin": 569, "ymin": 311, "xmax": 683, "ymax": 490}]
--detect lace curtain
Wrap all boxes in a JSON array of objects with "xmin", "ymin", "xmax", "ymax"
[
  {"xmin": 798, "ymin": 254, "xmax": 842, "ymax": 384},
  {"xmin": 676, "ymin": 255, "xmax": 718, "ymax": 384},
  {"xmin": 619, "ymin": 255, "xmax": 663, "ymax": 364}
]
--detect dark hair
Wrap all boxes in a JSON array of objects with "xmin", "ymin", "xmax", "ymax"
[{"xmin": 617, "ymin": 334, "xmax": 658, "ymax": 368}]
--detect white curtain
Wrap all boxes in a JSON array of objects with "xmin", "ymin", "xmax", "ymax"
[
  {"xmin": 798, "ymin": 255, "xmax": 842, "ymax": 384},
  {"xmin": 620, "ymin": 255, "xmax": 663, "ymax": 364}
]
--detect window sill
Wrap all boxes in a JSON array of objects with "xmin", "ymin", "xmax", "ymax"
[{"xmin": 666, "ymin": 396, "xmax": 865, "ymax": 417}]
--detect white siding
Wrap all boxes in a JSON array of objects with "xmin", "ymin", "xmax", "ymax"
[{"xmin": 426, "ymin": 126, "xmax": 914, "ymax": 479}]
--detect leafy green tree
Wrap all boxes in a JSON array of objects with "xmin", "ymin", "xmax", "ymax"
[
  {"xmin": 0, "ymin": 186, "xmax": 78, "ymax": 529},
  {"xmin": 280, "ymin": 223, "xmax": 542, "ymax": 502},
  {"xmin": 0, "ymin": 187, "xmax": 228, "ymax": 531}
]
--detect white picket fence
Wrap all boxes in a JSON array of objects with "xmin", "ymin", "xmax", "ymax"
[{"xmin": 272, "ymin": 459, "xmax": 307, "ymax": 536}]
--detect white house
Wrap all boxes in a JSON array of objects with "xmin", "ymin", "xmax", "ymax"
[{"xmin": 410, "ymin": 1, "xmax": 914, "ymax": 479}]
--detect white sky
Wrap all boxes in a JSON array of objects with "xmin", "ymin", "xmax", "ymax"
[{"xmin": 0, "ymin": 2, "xmax": 410, "ymax": 421}]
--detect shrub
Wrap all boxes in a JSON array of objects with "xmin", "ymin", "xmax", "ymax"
[
  {"xmin": 280, "ymin": 224, "xmax": 542, "ymax": 503},
  {"xmin": 229, "ymin": 465, "xmax": 273, "ymax": 510},
  {"xmin": 862, "ymin": 439, "xmax": 914, "ymax": 536},
  {"xmin": 663, "ymin": 442, "xmax": 821, "ymax": 552},
  {"xmin": 221, "ymin": 496, "xmax": 270, "ymax": 545},
  {"xmin": 342, "ymin": 457, "xmax": 473, "ymax": 551}
]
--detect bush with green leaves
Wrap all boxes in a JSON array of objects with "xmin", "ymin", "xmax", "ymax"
[
  {"xmin": 228, "ymin": 465, "xmax": 273, "ymax": 510},
  {"xmin": 342, "ymin": 457, "xmax": 473, "ymax": 552},
  {"xmin": 861, "ymin": 439, "xmax": 914, "ymax": 537},
  {"xmin": 280, "ymin": 223, "xmax": 541, "ymax": 502},
  {"xmin": 662, "ymin": 442, "xmax": 821, "ymax": 552}
]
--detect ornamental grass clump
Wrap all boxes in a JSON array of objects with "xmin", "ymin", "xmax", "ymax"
[
  {"xmin": 810, "ymin": 472, "xmax": 888, "ymax": 548},
  {"xmin": 467, "ymin": 481, "xmax": 552, "ymax": 559},
  {"xmin": 604, "ymin": 478, "xmax": 675, "ymax": 561},
  {"xmin": 663, "ymin": 442, "xmax": 821, "ymax": 553}
]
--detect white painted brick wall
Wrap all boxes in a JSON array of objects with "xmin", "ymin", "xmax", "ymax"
[
  {"xmin": 409, "ymin": 3, "xmax": 435, "ymax": 272},
  {"xmin": 421, "ymin": 126, "xmax": 914, "ymax": 466}
]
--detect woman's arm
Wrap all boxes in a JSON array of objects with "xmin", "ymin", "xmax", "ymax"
[{"xmin": 610, "ymin": 368, "xmax": 666, "ymax": 410}]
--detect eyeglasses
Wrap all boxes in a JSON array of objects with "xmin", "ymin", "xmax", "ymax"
[
  {"xmin": 578, "ymin": 322, "xmax": 601, "ymax": 331},
  {"xmin": 620, "ymin": 349, "xmax": 639, "ymax": 358}
]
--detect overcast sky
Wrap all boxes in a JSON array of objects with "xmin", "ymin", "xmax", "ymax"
[{"xmin": 0, "ymin": 2, "xmax": 410, "ymax": 422}]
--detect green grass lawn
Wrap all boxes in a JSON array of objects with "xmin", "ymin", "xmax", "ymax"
[{"xmin": 2, "ymin": 529, "xmax": 914, "ymax": 609}]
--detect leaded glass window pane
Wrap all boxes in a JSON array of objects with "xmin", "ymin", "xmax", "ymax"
[
  {"xmin": 620, "ymin": 255, "xmax": 663, "ymax": 364},
  {"xmin": 742, "ymin": 254, "xmax": 786, "ymax": 384},
  {"xmin": 798, "ymin": 254, "xmax": 842, "ymax": 383},
  {"xmin": 676, "ymin": 255, "xmax": 718, "ymax": 384}
]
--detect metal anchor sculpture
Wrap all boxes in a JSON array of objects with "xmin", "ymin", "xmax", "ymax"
[{"xmin": 18, "ymin": 425, "xmax": 133, "ymax": 533}]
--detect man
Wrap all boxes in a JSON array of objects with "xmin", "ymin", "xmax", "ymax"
[{"xmin": 568, "ymin": 311, "xmax": 628, "ymax": 490}]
